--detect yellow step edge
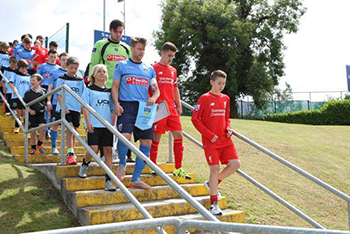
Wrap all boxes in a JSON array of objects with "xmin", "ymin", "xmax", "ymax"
[
  {"xmin": 64, "ymin": 173, "xmax": 195, "ymax": 192},
  {"xmin": 85, "ymin": 196, "xmax": 227, "ymax": 225},
  {"xmin": 56, "ymin": 164, "xmax": 175, "ymax": 178},
  {"xmin": 14, "ymin": 155, "xmax": 86, "ymax": 163},
  {"xmin": 74, "ymin": 184, "xmax": 209, "ymax": 207}
]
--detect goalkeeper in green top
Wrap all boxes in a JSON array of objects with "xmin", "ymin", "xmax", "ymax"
[
  {"xmin": 90, "ymin": 19, "xmax": 134, "ymax": 162},
  {"xmin": 90, "ymin": 19, "xmax": 131, "ymax": 88}
]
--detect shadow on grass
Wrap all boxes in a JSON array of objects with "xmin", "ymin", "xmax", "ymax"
[{"xmin": 0, "ymin": 154, "xmax": 79, "ymax": 234}]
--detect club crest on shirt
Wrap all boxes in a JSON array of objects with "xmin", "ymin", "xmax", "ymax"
[
  {"xmin": 194, "ymin": 104, "xmax": 200, "ymax": 111},
  {"xmin": 92, "ymin": 48, "xmax": 97, "ymax": 53},
  {"xmin": 224, "ymin": 101, "xmax": 227, "ymax": 108},
  {"xmin": 118, "ymin": 123, "xmax": 123, "ymax": 131},
  {"xmin": 115, "ymin": 47, "xmax": 119, "ymax": 52},
  {"xmin": 144, "ymin": 106, "xmax": 151, "ymax": 116},
  {"xmin": 171, "ymin": 71, "xmax": 174, "ymax": 77},
  {"xmin": 210, "ymin": 102, "xmax": 215, "ymax": 106},
  {"xmin": 159, "ymin": 72, "xmax": 163, "ymax": 75}
]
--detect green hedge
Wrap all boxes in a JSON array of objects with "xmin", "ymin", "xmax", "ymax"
[{"xmin": 262, "ymin": 100, "xmax": 350, "ymax": 125}]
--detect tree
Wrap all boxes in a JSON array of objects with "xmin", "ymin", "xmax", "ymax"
[{"xmin": 154, "ymin": 0, "xmax": 306, "ymax": 116}]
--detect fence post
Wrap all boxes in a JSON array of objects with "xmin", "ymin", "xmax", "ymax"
[
  {"xmin": 60, "ymin": 88, "xmax": 66, "ymax": 165},
  {"xmin": 309, "ymin": 92, "xmax": 312, "ymax": 102},
  {"xmin": 307, "ymin": 100, "xmax": 310, "ymax": 110},
  {"xmin": 45, "ymin": 36, "xmax": 48, "ymax": 49},
  {"xmin": 341, "ymin": 91, "xmax": 343, "ymax": 100},
  {"xmin": 24, "ymin": 106, "xmax": 29, "ymax": 165},
  {"xmin": 240, "ymin": 100, "xmax": 243, "ymax": 119},
  {"xmin": 167, "ymin": 132, "xmax": 174, "ymax": 163},
  {"xmin": 65, "ymin": 22, "xmax": 69, "ymax": 53}
]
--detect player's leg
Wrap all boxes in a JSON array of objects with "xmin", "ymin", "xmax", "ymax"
[
  {"xmin": 37, "ymin": 122, "xmax": 45, "ymax": 154},
  {"xmin": 217, "ymin": 145, "xmax": 240, "ymax": 182},
  {"xmin": 150, "ymin": 133, "xmax": 162, "ymax": 164},
  {"xmin": 130, "ymin": 137, "xmax": 152, "ymax": 190},
  {"xmin": 116, "ymin": 132, "xmax": 131, "ymax": 180},
  {"xmin": 30, "ymin": 130, "xmax": 37, "ymax": 154},
  {"xmin": 50, "ymin": 107, "xmax": 60, "ymax": 155}
]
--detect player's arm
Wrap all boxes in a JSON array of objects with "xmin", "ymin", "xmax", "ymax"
[
  {"xmin": 148, "ymin": 79, "xmax": 160, "ymax": 106},
  {"xmin": 89, "ymin": 42, "xmax": 102, "ymax": 76},
  {"xmin": 225, "ymin": 97, "xmax": 234, "ymax": 137},
  {"xmin": 46, "ymin": 74, "xmax": 54, "ymax": 111},
  {"xmin": 191, "ymin": 97, "xmax": 217, "ymax": 142},
  {"xmin": 174, "ymin": 85, "xmax": 182, "ymax": 115},
  {"xmin": 81, "ymin": 89, "xmax": 93, "ymax": 133},
  {"xmin": 8, "ymin": 74, "xmax": 17, "ymax": 95}
]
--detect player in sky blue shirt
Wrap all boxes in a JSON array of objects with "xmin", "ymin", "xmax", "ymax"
[
  {"xmin": 56, "ymin": 73, "xmax": 86, "ymax": 112},
  {"xmin": 16, "ymin": 38, "xmax": 35, "ymax": 74},
  {"xmin": 37, "ymin": 50, "xmax": 60, "ymax": 88},
  {"xmin": 113, "ymin": 59, "xmax": 157, "ymax": 102},
  {"xmin": 48, "ymin": 67, "xmax": 67, "ymax": 106},
  {"xmin": 0, "ymin": 42, "xmax": 10, "ymax": 68},
  {"xmin": 9, "ymin": 71, "xmax": 31, "ymax": 99},
  {"xmin": 111, "ymin": 37, "xmax": 160, "ymax": 190}
]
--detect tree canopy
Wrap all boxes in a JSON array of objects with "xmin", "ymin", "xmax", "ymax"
[{"xmin": 154, "ymin": 0, "xmax": 306, "ymax": 115}]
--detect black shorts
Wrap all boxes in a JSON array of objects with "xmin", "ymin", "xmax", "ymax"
[
  {"xmin": 66, "ymin": 110, "xmax": 81, "ymax": 128},
  {"xmin": 29, "ymin": 112, "xmax": 46, "ymax": 128},
  {"xmin": 116, "ymin": 101, "xmax": 153, "ymax": 141},
  {"xmin": 50, "ymin": 105, "xmax": 61, "ymax": 122},
  {"xmin": 11, "ymin": 98, "xmax": 24, "ymax": 109},
  {"xmin": 87, "ymin": 128, "xmax": 113, "ymax": 147}
]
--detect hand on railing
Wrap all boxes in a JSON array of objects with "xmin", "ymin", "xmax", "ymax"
[{"xmin": 227, "ymin": 129, "xmax": 234, "ymax": 137}]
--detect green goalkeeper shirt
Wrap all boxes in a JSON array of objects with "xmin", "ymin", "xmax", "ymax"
[{"xmin": 90, "ymin": 38, "xmax": 131, "ymax": 88}]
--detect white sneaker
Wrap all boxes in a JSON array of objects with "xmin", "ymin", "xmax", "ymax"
[
  {"xmin": 209, "ymin": 202, "xmax": 223, "ymax": 216},
  {"xmin": 105, "ymin": 180, "xmax": 116, "ymax": 191},
  {"xmin": 204, "ymin": 181, "xmax": 222, "ymax": 200},
  {"xmin": 52, "ymin": 147, "xmax": 59, "ymax": 155},
  {"xmin": 5, "ymin": 112, "xmax": 11, "ymax": 116},
  {"xmin": 112, "ymin": 150, "xmax": 119, "ymax": 163},
  {"xmin": 79, "ymin": 163, "xmax": 89, "ymax": 178},
  {"xmin": 117, "ymin": 164, "xmax": 126, "ymax": 181}
]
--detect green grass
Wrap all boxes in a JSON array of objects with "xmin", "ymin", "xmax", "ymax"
[
  {"xmin": 156, "ymin": 117, "xmax": 350, "ymax": 231},
  {"xmin": 0, "ymin": 141, "xmax": 79, "ymax": 234},
  {"xmin": 1, "ymin": 117, "xmax": 350, "ymax": 232}
]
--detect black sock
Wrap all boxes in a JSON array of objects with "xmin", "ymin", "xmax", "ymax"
[
  {"xmin": 127, "ymin": 149, "xmax": 131, "ymax": 158},
  {"xmin": 82, "ymin": 158, "xmax": 91, "ymax": 166},
  {"xmin": 31, "ymin": 145, "xmax": 37, "ymax": 150},
  {"xmin": 105, "ymin": 174, "xmax": 111, "ymax": 181},
  {"xmin": 37, "ymin": 140, "xmax": 43, "ymax": 146}
]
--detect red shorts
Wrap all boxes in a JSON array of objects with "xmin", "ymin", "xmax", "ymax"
[
  {"xmin": 204, "ymin": 144, "xmax": 239, "ymax": 165},
  {"xmin": 153, "ymin": 114, "xmax": 182, "ymax": 134}
]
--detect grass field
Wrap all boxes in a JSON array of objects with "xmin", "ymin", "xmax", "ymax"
[{"xmin": 1, "ymin": 117, "xmax": 350, "ymax": 232}]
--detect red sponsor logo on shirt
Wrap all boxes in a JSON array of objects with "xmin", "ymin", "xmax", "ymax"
[
  {"xmin": 106, "ymin": 54, "xmax": 126, "ymax": 61},
  {"xmin": 126, "ymin": 77, "xmax": 149, "ymax": 86},
  {"xmin": 45, "ymin": 73, "xmax": 50, "ymax": 78}
]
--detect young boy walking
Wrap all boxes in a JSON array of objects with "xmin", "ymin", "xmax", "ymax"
[
  {"xmin": 191, "ymin": 70, "xmax": 241, "ymax": 215},
  {"xmin": 56, "ymin": 57, "xmax": 86, "ymax": 165},
  {"xmin": 8, "ymin": 59, "xmax": 31, "ymax": 133},
  {"xmin": 150, "ymin": 42, "xmax": 190, "ymax": 179},
  {"xmin": 23, "ymin": 74, "xmax": 47, "ymax": 154}
]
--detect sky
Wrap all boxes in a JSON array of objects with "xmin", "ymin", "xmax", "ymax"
[{"xmin": 1, "ymin": 0, "xmax": 350, "ymax": 100}]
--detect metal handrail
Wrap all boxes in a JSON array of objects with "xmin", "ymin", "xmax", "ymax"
[
  {"xmin": 177, "ymin": 220, "xmax": 350, "ymax": 234},
  {"xmin": 180, "ymin": 100, "xmax": 350, "ymax": 229},
  {"xmin": 5, "ymin": 83, "xmax": 221, "ymax": 228},
  {"xmin": 24, "ymin": 217, "xmax": 181, "ymax": 234},
  {"xmin": 181, "ymin": 130, "xmax": 324, "ymax": 229}
]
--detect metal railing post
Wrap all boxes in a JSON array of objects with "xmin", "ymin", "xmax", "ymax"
[
  {"xmin": 24, "ymin": 106, "xmax": 29, "ymax": 165},
  {"xmin": 60, "ymin": 88, "xmax": 66, "ymax": 165},
  {"xmin": 168, "ymin": 132, "xmax": 174, "ymax": 163}
]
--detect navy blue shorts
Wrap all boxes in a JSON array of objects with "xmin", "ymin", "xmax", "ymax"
[
  {"xmin": 50, "ymin": 105, "xmax": 61, "ymax": 122},
  {"xmin": 117, "ymin": 101, "xmax": 153, "ymax": 141}
]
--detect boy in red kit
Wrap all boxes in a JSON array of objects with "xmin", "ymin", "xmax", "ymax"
[
  {"xmin": 150, "ymin": 42, "xmax": 191, "ymax": 180},
  {"xmin": 191, "ymin": 70, "xmax": 241, "ymax": 215}
]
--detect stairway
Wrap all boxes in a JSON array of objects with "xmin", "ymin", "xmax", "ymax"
[{"xmin": 0, "ymin": 104, "xmax": 245, "ymax": 233}]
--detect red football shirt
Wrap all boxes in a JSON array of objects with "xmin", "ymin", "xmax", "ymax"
[
  {"xmin": 33, "ymin": 47, "xmax": 48, "ymax": 65},
  {"xmin": 191, "ymin": 92, "xmax": 233, "ymax": 148},
  {"xmin": 152, "ymin": 63, "xmax": 178, "ymax": 115}
]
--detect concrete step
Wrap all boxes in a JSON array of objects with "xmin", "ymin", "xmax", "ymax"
[
  {"xmin": 0, "ymin": 126, "xmax": 86, "ymax": 135},
  {"xmin": 14, "ymin": 154, "xmax": 86, "ymax": 163},
  {"xmin": 78, "ymin": 196, "xmax": 227, "ymax": 225},
  {"xmin": 11, "ymin": 146, "xmax": 87, "ymax": 155},
  {"xmin": 63, "ymin": 173, "xmax": 195, "ymax": 192},
  {"xmin": 56, "ymin": 163, "xmax": 175, "ymax": 178},
  {"xmin": 2, "ymin": 132, "xmax": 87, "ymax": 141}
]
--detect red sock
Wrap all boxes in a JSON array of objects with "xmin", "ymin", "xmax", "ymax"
[
  {"xmin": 150, "ymin": 141, "xmax": 159, "ymax": 164},
  {"xmin": 173, "ymin": 139, "xmax": 184, "ymax": 169},
  {"xmin": 210, "ymin": 195, "xmax": 218, "ymax": 204},
  {"xmin": 218, "ymin": 179, "xmax": 222, "ymax": 185}
]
